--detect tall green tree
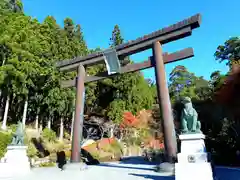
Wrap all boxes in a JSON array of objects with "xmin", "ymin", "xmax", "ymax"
[
  {"xmin": 107, "ymin": 25, "xmax": 156, "ymax": 124},
  {"xmin": 110, "ymin": 25, "xmax": 123, "ymax": 47},
  {"xmin": 0, "ymin": 0, "xmax": 23, "ymax": 13},
  {"xmin": 209, "ymin": 70, "xmax": 226, "ymax": 91},
  {"xmin": 215, "ymin": 37, "xmax": 240, "ymax": 68},
  {"xmin": 0, "ymin": 13, "xmax": 49, "ymax": 128},
  {"xmin": 0, "ymin": 8, "xmax": 88, "ymax": 132},
  {"xmin": 110, "ymin": 24, "xmax": 130, "ymax": 65},
  {"xmin": 169, "ymin": 65, "xmax": 197, "ymax": 101},
  {"xmin": 168, "ymin": 65, "xmax": 209, "ymax": 102}
]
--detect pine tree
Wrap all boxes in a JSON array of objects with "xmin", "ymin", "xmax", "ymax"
[
  {"xmin": 107, "ymin": 25, "xmax": 156, "ymax": 124},
  {"xmin": 64, "ymin": 18, "xmax": 75, "ymax": 39},
  {"xmin": 110, "ymin": 25, "xmax": 124, "ymax": 47},
  {"xmin": 0, "ymin": 0, "xmax": 23, "ymax": 13}
]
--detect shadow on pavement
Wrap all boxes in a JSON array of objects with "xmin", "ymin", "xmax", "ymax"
[
  {"xmin": 81, "ymin": 149, "xmax": 100, "ymax": 165},
  {"xmin": 95, "ymin": 156, "xmax": 156, "ymax": 171},
  {"xmin": 215, "ymin": 167, "xmax": 240, "ymax": 180},
  {"xmin": 97, "ymin": 163, "xmax": 154, "ymax": 171},
  {"xmin": 31, "ymin": 138, "xmax": 50, "ymax": 157},
  {"xmin": 130, "ymin": 167, "xmax": 240, "ymax": 180},
  {"xmin": 98, "ymin": 156, "xmax": 240, "ymax": 180},
  {"xmin": 120, "ymin": 156, "xmax": 158, "ymax": 165},
  {"xmin": 129, "ymin": 173, "xmax": 174, "ymax": 180}
]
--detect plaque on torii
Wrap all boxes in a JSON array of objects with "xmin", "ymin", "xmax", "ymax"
[
  {"xmin": 102, "ymin": 48, "xmax": 121, "ymax": 75},
  {"xmin": 56, "ymin": 13, "xmax": 201, "ymax": 164}
]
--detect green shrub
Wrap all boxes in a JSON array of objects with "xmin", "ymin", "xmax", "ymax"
[
  {"xmin": 90, "ymin": 151, "xmax": 100, "ymax": 159},
  {"xmin": 65, "ymin": 150, "xmax": 71, "ymax": 160},
  {"xmin": 45, "ymin": 142, "xmax": 64, "ymax": 153},
  {"xmin": 42, "ymin": 128, "xmax": 56, "ymax": 142},
  {"xmin": 102, "ymin": 144, "xmax": 114, "ymax": 153},
  {"xmin": 0, "ymin": 131, "xmax": 12, "ymax": 158},
  {"xmin": 110, "ymin": 140, "xmax": 123, "ymax": 155},
  {"xmin": 155, "ymin": 148, "xmax": 164, "ymax": 154},
  {"xmin": 124, "ymin": 136, "xmax": 141, "ymax": 146},
  {"xmin": 9, "ymin": 124, "xmax": 17, "ymax": 133},
  {"xmin": 64, "ymin": 132, "xmax": 71, "ymax": 140},
  {"xmin": 27, "ymin": 142, "xmax": 38, "ymax": 158},
  {"xmin": 49, "ymin": 153, "xmax": 57, "ymax": 162},
  {"xmin": 39, "ymin": 162, "xmax": 56, "ymax": 167}
]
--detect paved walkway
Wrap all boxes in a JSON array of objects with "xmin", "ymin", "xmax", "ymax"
[
  {"xmin": 2, "ymin": 157, "xmax": 240, "ymax": 180},
  {"xmin": 9, "ymin": 162, "xmax": 173, "ymax": 180}
]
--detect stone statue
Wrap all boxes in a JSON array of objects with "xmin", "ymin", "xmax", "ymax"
[
  {"xmin": 180, "ymin": 97, "xmax": 201, "ymax": 134},
  {"xmin": 11, "ymin": 121, "xmax": 24, "ymax": 146}
]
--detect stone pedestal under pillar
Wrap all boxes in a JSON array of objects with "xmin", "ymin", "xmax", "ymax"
[
  {"xmin": 175, "ymin": 134, "xmax": 213, "ymax": 180},
  {"xmin": 0, "ymin": 145, "xmax": 30, "ymax": 178}
]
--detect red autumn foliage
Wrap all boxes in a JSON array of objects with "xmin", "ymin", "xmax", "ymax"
[
  {"xmin": 144, "ymin": 138, "xmax": 165, "ymax": 149},
  {"xmin": 142, "ymin": 136, "xmax": 165, "ymax": 150},
  {"xmin": 82, "ymin": 138, "xmax": 116, "ymax": 151},
  {"xmin": 159, "ymin": 143, "xmax": 164, "ymax": 149},
  {"xmin": 120, "ymin": 112, "xmax": 139, "ymax": 129},
  {"xmin": 97, "ymin": 138, "xmax": 116, "ymax": 149}
]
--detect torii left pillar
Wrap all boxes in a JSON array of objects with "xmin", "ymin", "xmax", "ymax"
[{"xmin": 71, "ymin": 64, "xmax": 85, "ymax": 162}]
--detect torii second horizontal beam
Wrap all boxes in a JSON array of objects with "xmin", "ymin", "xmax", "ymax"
[{"xmin": 61, "ymin": 47, "xmax": 193, "ymax": 88}]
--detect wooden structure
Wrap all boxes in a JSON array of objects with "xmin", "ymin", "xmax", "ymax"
[
  {"xmin": 56, "ymin": 14, "xmax": 201, "ymax": 163},
  {"xmin": 61, "ymin": 48, "xmax": 194, "ymax": 87}
]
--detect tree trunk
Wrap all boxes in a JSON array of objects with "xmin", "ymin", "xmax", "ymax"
[
  {"xmin": 134, "ymin": 130, "xmax": 138, "ymax": 138},
  {"xmin": 39, "ymin": 122, "xmax": 43, "ymax": 132},
  {"xmin": 1, "ymin": 95, "xmax": 10, "ymax": 130},
  {"xmin": 119, "ymin": 131, "xmax": 123, "ymax": 142},
  {"xmin": 22, "ymin": 98, "xmax": 28, "ymax": 129},
  {"xmin": 59, "ymin": 117, "xmax": 64, "ymax": 141},
  {"xmin": 0, "ymin": 59, "xmax": 5, "ymax": 109},
  {"xmin": 110, "ymin": 127, "xmax": 114, "ymax": 138},
  {"xmin": 47, "ymin": 117, "xmax": 51, "ymax": 129},
  {"xmin": 70, "ymin": 111, "xmax": 74, "ymax": 141},
  {"xmin": 35, "ymin": 114, "xmax": 39, "ymax": 130}
]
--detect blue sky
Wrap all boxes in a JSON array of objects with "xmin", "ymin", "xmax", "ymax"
[{"xmin": 22, "ymin": 0, "xmax": 239, "ymax": 81}]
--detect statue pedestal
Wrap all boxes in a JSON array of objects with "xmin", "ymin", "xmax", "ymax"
[
  {"xmin": 0, "ymin": 145, "xmax": 30, "ymax": 178},
  {"xmin": 175, "ymin": 133, "xmax": 213, "ymax": 180}
]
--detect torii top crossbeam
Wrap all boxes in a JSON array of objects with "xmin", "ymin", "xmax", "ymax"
[{"xmin": 56, "ymin": 14, "xmax": 201, "ymax": 71}]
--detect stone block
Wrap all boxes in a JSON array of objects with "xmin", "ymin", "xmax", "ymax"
[
  {"xmin": 0, "ymin": 145, "xmax": 30, "ymax": 178},
  {"xmin": 177, "ymin": 152, "xmax": 208, "ymax": 163},
  {"xmin": 175, "ymin": 133, "xmax": 213, "ymax": 180},
  {"xmin": 175, "ymin": 162, "xmax": 213, "ymax": 180},
  {"xmin": 179, "ymin": 133, "xmax": 206, "ymax": 153}
]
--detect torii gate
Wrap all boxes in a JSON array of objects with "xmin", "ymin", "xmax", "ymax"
[{"xmin": 56, "ymin": 14, "xmax": 201, "ymax": 163}]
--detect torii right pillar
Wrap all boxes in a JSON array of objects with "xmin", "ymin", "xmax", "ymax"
[{"xmin": 152, "ymin": 41, "xmax": 177, "ymax": 163}]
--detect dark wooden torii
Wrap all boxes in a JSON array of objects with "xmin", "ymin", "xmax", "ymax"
[{"xmin": 56, "ymin": 14, "xmax": 201, "ymax": 163}]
